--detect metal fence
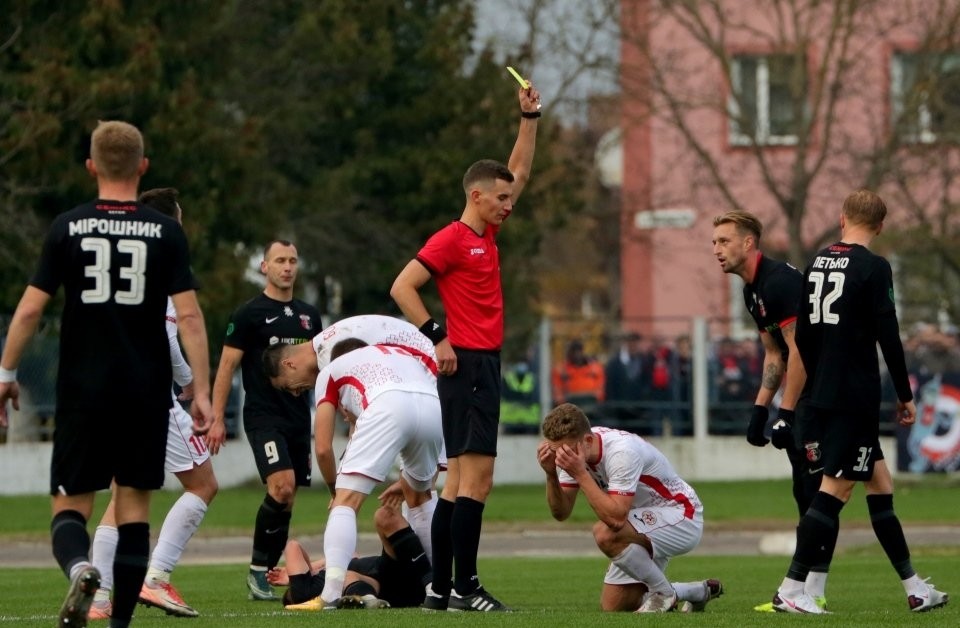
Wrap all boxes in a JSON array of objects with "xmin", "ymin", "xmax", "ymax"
[{"xmin": 0, "ymin": 314, "xmax": 929, "ymax": 444}]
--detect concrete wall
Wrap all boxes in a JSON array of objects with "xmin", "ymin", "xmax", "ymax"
[{"xmin": 0, "ymin": 434, "xmax": 898, "ymax": 495}]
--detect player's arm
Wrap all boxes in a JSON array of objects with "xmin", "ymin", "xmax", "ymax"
[
  {"xmin": 208, "ymin": 344, "xmax": 244, "ymax": 454},
  {"xmin": 171, "ymin": 290, "xmax": 212, "ymax": 431},
  {"xmin": 314, "ymin": 401, "xmax": 338, "ymax": 497},
  {"xmin": 0, "ymin": 287, "xmax": 51, "ymax": 426},
  {"xmin": 537, "ymin": 441, "xmax": 578, "ymax": 520},
  {"xmin": 390, "ymin": 259, "xmax": 456, "ymax": 375},
  {"xmin": 553, "ymin": 442, "xmax": 630, "ymax": 530},
  {"xmin": 166, "ymin": 312, "xmax": 193, "ymax": 393},
  {"xmin": 755, "ymin": 331, "xmax": 784, "ymax": 408},
  {"xmin": 778, "ymin": 320, "xmax": 805, "ymax": 411},
  {"xmin": 507, "ymin": 83, "xmax": 541, "ymax": 203}
]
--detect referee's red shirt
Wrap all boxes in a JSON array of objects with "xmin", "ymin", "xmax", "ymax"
[{"xmin": 417, "ymin": 221, "xmax": 503, "ymax": 350}]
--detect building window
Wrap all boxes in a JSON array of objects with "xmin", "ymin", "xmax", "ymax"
[
  {"xmin": 891, "ymin": 51, "xmax": 960, "ymax": 143},
  {"xmin": 729, "ymin": 54, "xmax": 804, "ymax": 146}
]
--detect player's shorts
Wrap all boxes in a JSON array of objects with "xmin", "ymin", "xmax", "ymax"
[
  {"xmin": 51, "ymin": 405, "xmax": 170, "ymax": 495},
  {"xmin": 285, "ymin": 571, "xmax": 325, "ymax": 605},
  {"xmin": 246, "ymin": 422, "xmax": 312, "ymax": 486},
  {"xmin": 603, "ymin": 508, "xmax": 703, "ymax": 586},
  {"xmin": 347, "ymin": 554, "xmax": 424, "ymax": 608},
  {"xmin": 165, "ymin": 401, "xmax": 210, "ymax": 473},
  {"xmin": 337, "ymin": 390, "xmax": 443, "ymax": 494},
  {"xmin": 808, "ymin": 405, "xmax": 884, "ymax": 482},
  {"xmin": 438, "ymin": 348, "xmax": 501, "ymax": 457}
]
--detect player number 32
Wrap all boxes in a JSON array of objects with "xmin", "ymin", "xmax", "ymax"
[{"xmin": 807, "ymin": 271, "xmax": 845, "ymax": 325}]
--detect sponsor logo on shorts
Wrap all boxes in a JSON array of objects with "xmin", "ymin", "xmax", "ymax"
[{"xmin": 637, "ymin": 510, "xmax": 657, "ymax": 526}]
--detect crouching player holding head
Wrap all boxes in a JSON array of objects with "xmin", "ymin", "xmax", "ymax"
[{"xmin": 537, "ymin": 403, "xmax": 722, "ymax": 613}]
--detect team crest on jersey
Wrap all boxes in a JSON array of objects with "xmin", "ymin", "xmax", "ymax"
[
  {"xmin": 299, "ymin": 314, "xmax": 312, "ymax": 331},
  {"xmin": 805, "ymin": 441, "xmax": 821, "ymax": 463},
  {"xmin": 756, "ymin": 295, "xmax": 767, "ymax": 318}
]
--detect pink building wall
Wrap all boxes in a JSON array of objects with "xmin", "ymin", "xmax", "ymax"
[{"xmin": 619, "ymin": 0, "xmax": 956, "ymax": 338}]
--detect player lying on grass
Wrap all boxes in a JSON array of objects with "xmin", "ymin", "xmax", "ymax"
[
  {"xmin": 538, "ymin": 403, "xmax": 722, "ymax": 613},
  {"xmin": 269, "ymin": 486, "xmax": 433, "ymax": 610}
]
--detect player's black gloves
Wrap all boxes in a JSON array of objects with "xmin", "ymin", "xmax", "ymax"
[
  {"xmin": 747, "ymin": 405, "xmax": 769, "ymax": 447},
  {"xmin": 771, "ymin": 408, "xmax": 795, "ymax": 450}
]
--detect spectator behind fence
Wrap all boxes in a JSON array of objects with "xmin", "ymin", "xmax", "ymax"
[
  {"xmin": 604, "ymin": 332, "xmax": 651, "ymax": 402},
  {"xmin": 501, "ymin": 359, "xmax": 541, "ymax": 435},
  {"xmin": 552, "ymin": 340, "xmax": 605, "ymax": 406}
]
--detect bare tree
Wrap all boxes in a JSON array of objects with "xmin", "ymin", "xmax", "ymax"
[{"xmin": 507, "ymin": 0, "xmax": 960, "ymax": 324}]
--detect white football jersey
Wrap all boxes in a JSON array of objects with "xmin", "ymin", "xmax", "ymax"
[
  {"xmin": 312, "ymin": 314, "xmax": 437, "ymax": 372},
  {"xmin": 316, "ymin": 344, "xmax": 439, "ymax": 418},
  {"xmin": 557, "ymin": 427, "xmax": 702, "ymax": 517}
]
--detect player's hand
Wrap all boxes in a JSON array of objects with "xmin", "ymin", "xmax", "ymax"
[
  {"xmin": 770, "ymin": 408, "xmax": 795, "ymax": 450},
  {"xmin": 435, "ymin": 338, "xmax": 457, "ymax": 376},
  {"xmin": 747, "ymin": 405, "xmax": 770, "ymax": 447},
  {"xmin": 0, "ymin": 381, "xmax": 20, "ymax": 428},
  {"xmin": 519, "ymin": 82, "xmax": 542, "ymax": 113},
  {"xmin": 553, "ymin": 441, "xmax": 588, "ymax": 479},
  {"xmin": 536, "ymin": 441, "xmax": 558, "ymax": 476},
  {"xmin": 896, "ymin": 400, "xmax": 917, "ymax": 426},
  {"xmin": 178, "ymin": 381, "xmax": 195, "ymax": 402},
  {"xmin": 266, "ymin": 566, "xmax": 289, "ymax": 586},
  {"xmin": 204, "ymin": 416, "xmax": 227, "ymax": 454},
  {"xmin": 378, "ymin": 480, "xmax": 404, "ymax": 510},
  {"xmin": 190, "ymin": 394, "xmax": 214, "ymax": 436}
]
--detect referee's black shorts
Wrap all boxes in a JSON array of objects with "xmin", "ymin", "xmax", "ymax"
[{"xmin": 438, "ymin": 348, "xmax": 501, "ymax": 458}]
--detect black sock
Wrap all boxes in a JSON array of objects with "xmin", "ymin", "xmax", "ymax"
[
  {"xmin": 252, "ymin": 494, "xmax": 290, "ymax": 569},
  {"xmin": 50, "ymin": 510, "xmax": 89, "ymax": 578},
  {"xmin": 112, "ymin": 522, "xmax": 149, "ymax": 622},
  {"xmin": 787, "ymin": 492, "xmax": 843, "ymax": 582},
  {"xmin": 429, "ymin": 498, "xmax": 454, "ymax": 596},
  {"xmin": 343, "ymin": 580, "xmax": 377, "ymax": 597},
  {"xmin": 387, "ymin": 526, "xmax": 432, "ymax": 588},
  {"xmin": 867, "ymin": 494, "xmax": 915, "ymax": 579},
  {"xmin": 452, "ymin": 496, "xmax": 485, "ymax": 595}
]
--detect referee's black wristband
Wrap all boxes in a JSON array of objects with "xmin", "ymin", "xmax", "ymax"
[
  {"xmin": 521, "ymin": 110, "xmax": 542, "ymax": 119},
  {"xmin": 418, "ymin": 318, "xmax": 448, "ymax": 345}
]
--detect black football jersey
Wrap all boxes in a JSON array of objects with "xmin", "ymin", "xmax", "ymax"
[
  {"xmin": 30, "ymin": 199, "xmax": 196, "ymax": 410},
  {"xmin": 223, "ymin": 293, "xmax": 321, "ymax": 429},
  {"xmin": 797, "ymin": 242, "xmax": 905, "ymax": 410},
  {"xmin": 742, "ymin": 254, "xmax": 804, "ymax": 362}
]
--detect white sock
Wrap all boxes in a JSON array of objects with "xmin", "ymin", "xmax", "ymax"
[
  {"xmin": 150, "ymin": 492, "xmax": 208, "ymax": 574},
  {"xmin": 779, "ymin": 577, "xmax": 805, "ymax": 596},
  {"xmin": 902, "ymin": 574, "xmax": 925, "ymax": 595},
  {"xmin": 611, "ymin": 545, "xmax": 671, "ymax": 595},
  {"xmin": 69, "ymin": 560, "xmax": 93, "ymax": 581},
  {"xmin": 804, "ymin": 571, "xmax": 828, "ymax": 598},
  {"xmin": 90, "ymin": 525, "xmax": 118, "ymax": 595},
  {"xmin": 672, "ymin": 581, "xmax": 706, "ymax": 603},
  {"xmin": 407, "ymin": 494, "xmax": 437, "ymax": 565},
  {"xmin": 320, "ymin": 506, "xmax": 357, "ymax": 603}
]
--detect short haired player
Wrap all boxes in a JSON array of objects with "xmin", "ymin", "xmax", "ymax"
[
  {"xmin": 538, "ymin": 403, "xmax": 721, "ymax": 613},
  {"xmin": 264, "ymin": 337, "xmax": 443, "ymax": 610}
]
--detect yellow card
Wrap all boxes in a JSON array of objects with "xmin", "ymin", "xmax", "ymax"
[{"xmin": 506, "ymin": 66, "xmax": 529, "ymax": 88}]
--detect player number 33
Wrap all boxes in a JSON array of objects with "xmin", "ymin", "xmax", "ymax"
[{"xmin": 80, "ymin": 237, "xmax": 147, "ymax": 305}]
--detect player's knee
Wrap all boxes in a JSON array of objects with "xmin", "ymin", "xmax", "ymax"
[{"xmin": 268, "ymin": 483, "xmax": 295, "ymax": 506}]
